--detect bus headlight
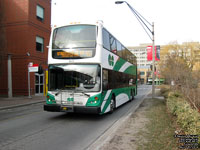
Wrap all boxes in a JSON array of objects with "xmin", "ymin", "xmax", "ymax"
[{"xmin": 46, "ymin": 93, "xmax": 56, "ymax": 104}]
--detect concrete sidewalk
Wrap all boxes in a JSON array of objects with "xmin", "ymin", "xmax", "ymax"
[{"xmin": 0, "ymin": 95, "xmax": 45, "ymax": 110}]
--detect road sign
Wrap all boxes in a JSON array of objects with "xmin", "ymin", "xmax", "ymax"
[{"xmin": 28, "ymin": 64, "xmax": 39, "ymax": 72}]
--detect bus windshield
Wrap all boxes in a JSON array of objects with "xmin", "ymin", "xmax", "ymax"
[
  {"xmin": 52, "ymin": 25, "xmax": 96, "ymax": 49},
  {"xmin": 49, "ymin": 64, "xmax": 101, "ymax": 92}
]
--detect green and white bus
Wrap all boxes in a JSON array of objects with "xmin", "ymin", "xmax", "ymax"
[{"xmin": 44, "ymin": 21, "xmax": 137, "ymax": 114}]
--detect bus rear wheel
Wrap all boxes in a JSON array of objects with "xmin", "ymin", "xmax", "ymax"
[{"xmin": 130, "ymin": 90, "xmax": 135, "ymax": 101}]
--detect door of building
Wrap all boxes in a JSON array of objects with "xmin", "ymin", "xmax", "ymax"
[{"xmin": 35, "ymin": 73, "xmax": 44, "ymax": 95}]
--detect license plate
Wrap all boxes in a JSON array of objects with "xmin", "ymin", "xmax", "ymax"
[
  {"xmin": 61, "ymin": 106, "xmax": 73, "ymax": 112},
  {"xmin": 62, "ymin": 107, "xmax": 67, "ymax": 111}
]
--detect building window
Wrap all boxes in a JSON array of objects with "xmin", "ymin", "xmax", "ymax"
[
  {"xmin": 36, "ymin": 36, "xmax": 44, "ymax": 52},
  {"xmin": 36, "ymin": 5, "xmax": 44, "ymax": 21}
]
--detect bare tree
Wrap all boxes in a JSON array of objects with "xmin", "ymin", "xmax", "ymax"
[{"xmin": 159, "ymin": 41, "xmax": 200, "ymax": 110}]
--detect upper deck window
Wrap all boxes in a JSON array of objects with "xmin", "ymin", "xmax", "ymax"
[{"xmin": 52, "ymin": 25, "xmax": 96, "ymax": 49}]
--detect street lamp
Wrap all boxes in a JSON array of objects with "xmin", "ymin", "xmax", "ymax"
[{"xmin": 115, "ymin": 1, "xmax": 156, "ymax": 98}]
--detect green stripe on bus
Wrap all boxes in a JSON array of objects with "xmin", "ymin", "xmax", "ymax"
[
  {"xmin": 113, "ymin": 58, "xmax": 126, "ymax": 71},
  {"xmin": 101, "ymin": 99, "xmax": 110, "ymax": 114},
  {"xmin": 124, "ymin": 65, "xmax": 137, "ymax": 74},
  {"xmin": 101, "ymin": 90, "xmax": 112, "ymax": 114}
]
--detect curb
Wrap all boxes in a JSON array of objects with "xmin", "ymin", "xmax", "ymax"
[{"xmin": 0, "ymin": 100, "xmax": 45, "ymax": 111}]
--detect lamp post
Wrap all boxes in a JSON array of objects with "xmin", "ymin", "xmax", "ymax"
[
  {"xmin": 8, "ymin": 54, "xmax": 13, "ymax": 98},
  {"xmin": 115, "ymin": 1, "xmax": 155, "ymax": 98}
]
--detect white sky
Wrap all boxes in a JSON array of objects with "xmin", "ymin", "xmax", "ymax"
[{"xmin": 51, "ymin": 0, "xmax": 200, "ymax": 46}]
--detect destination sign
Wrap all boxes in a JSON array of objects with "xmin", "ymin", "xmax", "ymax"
[{"xmin": 53, "ymin": 49, "xmax": 94, "ymax": 59}]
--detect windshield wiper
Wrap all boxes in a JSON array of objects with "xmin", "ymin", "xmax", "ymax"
[
  {"xmin": 55, "ymin": 88, "xmax": 66, "ymax": 96},
  {"xmin": 70, "ymin": 47, "xmax": 94, "ymax": 49},
  {"xmin": 74, "ymin": 88, "xmax": 90, "ymax": 97},
  {"xmin": 81, "ymin": 92, "xmax": 90, "ymax": 97}
]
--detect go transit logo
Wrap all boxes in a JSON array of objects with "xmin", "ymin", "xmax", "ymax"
[{"xmin": 108, "ymin": 54, "xmax": 114, "ymax": 66}]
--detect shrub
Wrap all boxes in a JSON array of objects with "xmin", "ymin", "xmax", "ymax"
[
  {"xmin": 166, "ymin": 92, "xmax": 200, "ymax": 146},
  {"xmin": 160, "ymin": 85, "xmax": 170, "ymax": 99}
]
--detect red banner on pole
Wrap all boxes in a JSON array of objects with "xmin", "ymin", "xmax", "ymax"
[
  {"xmin": 147, "ymin": 46, "xmax": 160, "ymax": 61},
  {"xmin": 147, "ymin": 46, "xmax": 152, "ymax": 61}
]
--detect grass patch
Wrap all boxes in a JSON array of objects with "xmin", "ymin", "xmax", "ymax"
[{"xmin": 137, "ymin": 98, "xmax": 178, "ymax": 150}]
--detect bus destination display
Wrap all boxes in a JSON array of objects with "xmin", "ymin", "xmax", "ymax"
[{"xmin": 53, "ymin": 50, "xmax": 94, "ymax": 59}]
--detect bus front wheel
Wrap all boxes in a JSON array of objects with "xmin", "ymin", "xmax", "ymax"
[{"xmin": 109, "ymin": 98, "xmax": 115, "ymax": 114}]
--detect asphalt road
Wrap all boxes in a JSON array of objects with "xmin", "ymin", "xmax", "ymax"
[{"xmin": 0, "ymin": 85, "xmax": 151, "ymax": 150}]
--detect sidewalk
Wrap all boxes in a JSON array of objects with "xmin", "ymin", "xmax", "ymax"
[{"xmin": 0, "ymin": 95, "xmax": 45, "ymax": 110}]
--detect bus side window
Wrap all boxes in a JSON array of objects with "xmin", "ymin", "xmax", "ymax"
[
  {"xmin": 103, "ymin": 69, "xmax": 108, "ymax": 90},
  {"xmin": 121, "ymin": 46, "xmax": 126, "ymax": 59},
  {"xmin": 103, "ymin": 29, "xmax": 110, "ymax": 51},
  {"xmin": 110, "ymin": 36, "xmax": 117, "ymax": 54},
  {"xmin": 116, "ymin": 40, "xmax": 122, "ymax": 57}
]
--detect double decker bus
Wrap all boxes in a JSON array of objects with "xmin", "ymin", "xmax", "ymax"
[{"xmin": 44, "ymin": 21, "xmax": 137, "ymax": 114}]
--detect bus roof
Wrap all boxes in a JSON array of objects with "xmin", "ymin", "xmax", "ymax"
[{"xmin": 52, "ymin": 20, "xmax": 104, "ymax": 29}]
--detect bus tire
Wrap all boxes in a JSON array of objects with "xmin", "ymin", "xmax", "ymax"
[
  {"xmin": 131, "ymin": 90, "xmax": 135, "ymax": 101},
  {"xmin": 109, "ymin": 97, "xmax": 115, "ymax": 114}
]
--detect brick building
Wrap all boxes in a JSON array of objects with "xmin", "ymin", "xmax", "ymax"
[{"xmin": 0, "ymin": 0, "xmax": 51, "ymax": 97}]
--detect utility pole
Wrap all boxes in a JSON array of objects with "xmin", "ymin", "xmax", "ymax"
[{"xmin": 152, "ymin": 22, "xmax": 155, "ymax": 98}]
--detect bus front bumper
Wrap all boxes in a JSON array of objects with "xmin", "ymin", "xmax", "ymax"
[{"xmin": 43, "ymin": 104, "xmax": 101, "ymax": 114}]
